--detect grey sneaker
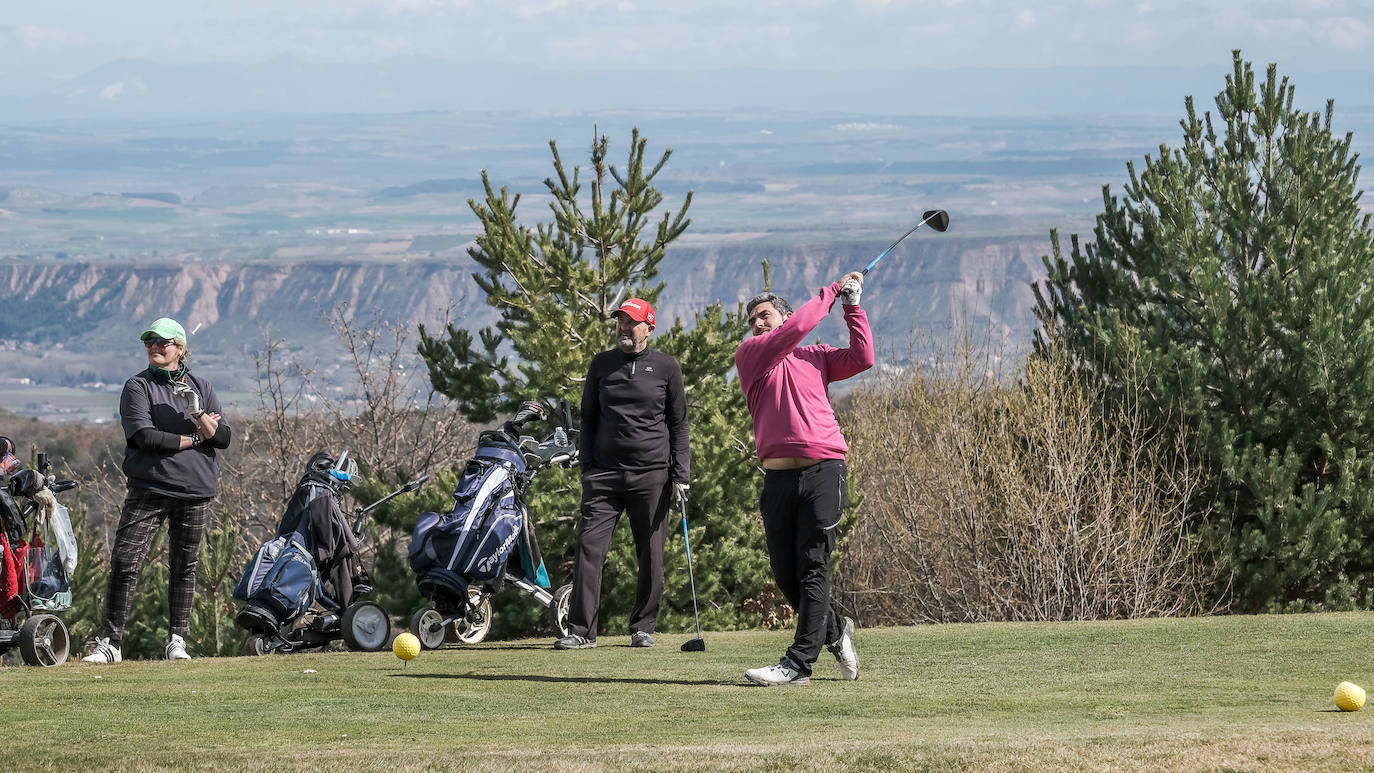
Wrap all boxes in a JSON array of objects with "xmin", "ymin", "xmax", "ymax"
[
  {"xmin": 165, "ymin": 634, "xmax": 192, "ymax": 660},
  {"xmin": 827, "ymin": 616, "xmax": 859, "ymax": 680},
  {"xmin": 553, "ymin": 634, "xmax": 596, "ymax": 650},
  {"xmin": 745, "ymin": 657, "xmax": 810, "ymax": 686},
  {"xmin": 630, "ymin": 631, "xmax": 655, "ymax": 648},
  {"xmin": 83, "ymin": 637, "xmax": 121, "ymax": 664}
]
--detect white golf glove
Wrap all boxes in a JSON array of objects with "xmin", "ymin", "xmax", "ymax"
[
  {"xmin": 173, "ymin": 380, "xmax": 204, "ymax": 417},
  {"xmin": 673, "ymin": 482, "xmax": 689, "ymax": 504},
  {"xmin": 840, "ymin": 278, "xmax": 862, "ymax": 307}
]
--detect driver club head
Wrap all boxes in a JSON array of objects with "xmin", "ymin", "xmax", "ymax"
[
  {"xmin": 680, "ymin": 636, "xmax": 706, "ymax": 652},
  {"xmin": 923, "ymin": 209, "xmax": 950, "ymax": 232}
]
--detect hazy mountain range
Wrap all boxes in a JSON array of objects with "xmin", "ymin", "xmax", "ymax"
[{"xmin": 5, "ymin": 56, "xmax": 1373, "ymax": 123}]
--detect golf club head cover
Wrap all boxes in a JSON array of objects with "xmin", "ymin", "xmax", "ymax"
[
  {"xmin": 172, "ymin": 380, "xmax": 204, "ymax": 417},
  {"xmin": 840, "ymin": 278, "xmax": 862, "ymax": 307},
  {"xmin": 509, "ymin": 400, "xmax": 547, "ymax": 429}
]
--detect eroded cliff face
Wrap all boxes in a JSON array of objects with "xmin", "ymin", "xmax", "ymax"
[{"xmin": 0, "ymin": 234, "xmax": 1048, "ymax": 380}]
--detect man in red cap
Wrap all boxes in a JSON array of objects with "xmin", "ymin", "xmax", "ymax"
[{"xmin": 555, "ymin": 297, "xmax": 690, "ymax": 650}]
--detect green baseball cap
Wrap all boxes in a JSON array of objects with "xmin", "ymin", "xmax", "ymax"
[{"xmin": 141, "ymin": 317, "xmax": 187, "ymax": 345}]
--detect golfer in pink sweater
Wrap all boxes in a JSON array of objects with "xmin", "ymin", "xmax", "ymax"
[{"xmin": 735, "ymin": 271, "xmax": 873, "ymax": 686}]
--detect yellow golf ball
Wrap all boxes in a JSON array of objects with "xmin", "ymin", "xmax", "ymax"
[
  {"xmin": 393, "ymin": 632, "xmax": 421, "ymax": 662},
  {"xmin": 1334, "ymin": 681, "xmax": 1366, "ymax": 712}
]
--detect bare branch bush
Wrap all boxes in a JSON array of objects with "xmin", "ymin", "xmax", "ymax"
[
  {"xmin": 836, "ymin": 335, "xmax": 1217, "ymax": 625},
  {"xmin": 226, "ymin": 306, "xmax": 475, "ymax": 552}
]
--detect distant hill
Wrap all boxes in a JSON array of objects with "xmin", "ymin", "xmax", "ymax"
[
  {"xmin": 4, "ymin": 57, "xmax": 1371, "ymax": 123},
  {"xmin": 0, "ymin": 234, "xmax": 1049, "ymax": 396}
]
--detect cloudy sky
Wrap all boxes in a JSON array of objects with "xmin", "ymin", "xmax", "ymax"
[{"xmin": 2, "ymin": 0, "xmax": 1370, "ymax": 81}]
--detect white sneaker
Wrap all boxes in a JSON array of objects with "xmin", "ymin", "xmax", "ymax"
[
  {"xmin": 83, "ymin": 637, "xmax": 122, "ymax": 664},
  {"xmin": 745, "ymin": 657, "xmax": 810, "ymax": 686},
  {"xmin": 827, "ymin": 616, "xmax": 859, "ymax": 681},
  {"xmin": 165, "ymin": 634, "xmax": 192, "ymax": 660}
]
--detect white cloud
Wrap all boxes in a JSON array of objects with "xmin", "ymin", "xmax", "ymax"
[
  {"xmin": 1315, "ymin": 17, "xmax": 1371, "ymax": 50},
  {"xmin": 513, "ymin": 0, "xmax": 570, "ymax": 20},
  {"xmin": 18, "ymin": 24, "xmax": 84, "ymax": 48},
  {"xmin": 1136, "ymin": 3, "xmax": 1153, "ymax": 14},
  {"xmin": 1016, "ymin": 9, "xmax": 1036, "ymax": 28}
]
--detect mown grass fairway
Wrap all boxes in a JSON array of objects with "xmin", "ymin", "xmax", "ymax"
[{"xmin": 5, "ymin": 613, "xmax": 1374, "ymax": 771}]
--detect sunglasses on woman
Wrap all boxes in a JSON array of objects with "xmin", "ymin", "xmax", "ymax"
[{"xmin": 142, "ymin": 337, "xmax": 176, "ymax": 348}]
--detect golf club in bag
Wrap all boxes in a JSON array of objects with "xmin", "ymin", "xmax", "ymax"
[
  {"xmin": 862, "ymin": 209, "xmax": 950, "ymax": 277},
  {"xmin": 678, "ymin": 491, "xmax": 705, "ymax": 653}
]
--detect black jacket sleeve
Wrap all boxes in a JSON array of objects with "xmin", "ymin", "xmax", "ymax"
[
  {"xmin": 579, "ymin": 357, "xmax": 600, "ymax": 470},
  {"xmin": 666, "ymin": 356, "xmax": 690, "ymax": 484}
]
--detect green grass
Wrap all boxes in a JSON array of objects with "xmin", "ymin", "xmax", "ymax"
[{"xmin": 6, "ymin": 613, "xmax": 1374, "ymax": 771}]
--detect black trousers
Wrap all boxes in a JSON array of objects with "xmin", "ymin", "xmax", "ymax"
[
  {"xmin": 567, "ymin": 468, "xmax": 671, "ymax": 639},
  {"xmin": 760, "ymin": 460, "xmax": 846, "ymax": 675},
  {"xmin": 102, "ymin": 488, "xmax": 212, "ymax": 645}
]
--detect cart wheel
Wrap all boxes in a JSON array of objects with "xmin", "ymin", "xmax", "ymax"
[
  {"xmin": 449, "ymin": 588, "xmax": 492, "ymax": 645},
  {"xmin": 341, "ymin": 600, "xmax": 391, "ymax": 651},
  {"xmin": 409, "ymin": 607, "xmax": 447, "ymax": 650},
  {"xmin": 243, "ymin": 634, "xmax": 270, "ymax": 656},
  {"xmin": 550, "ymin": 583, "xmax": 573, "ymax": 639},
  {"xmin": 19, "ymin": 614, "xmax": 69, "ymax": 667}
]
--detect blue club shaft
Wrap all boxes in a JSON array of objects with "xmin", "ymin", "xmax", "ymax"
[{"xmin": 863, "ymin": 210, "xmax": 944, "ymax": 275}]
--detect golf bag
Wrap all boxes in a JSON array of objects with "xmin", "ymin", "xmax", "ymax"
[
  {"xmin": 234, "ymin": 451, "xmax": 362, "ymax": 633},
  {"xmin": 409, "ymin": 402, "xmax": 555, "ymax": 614}
]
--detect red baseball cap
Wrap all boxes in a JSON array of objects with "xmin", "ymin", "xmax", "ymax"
[{"xmin": 614, "ymin": 298, "xmax": 655, "ymax": 326}]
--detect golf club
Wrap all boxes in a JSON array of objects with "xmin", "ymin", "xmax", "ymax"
[
  {"xmin": 678, "ymin": 492, "xmax": 706, "ymax": 653},
  {"xmin": 862, "ymin": 209, "xmax": 950, "ymax": 276}
]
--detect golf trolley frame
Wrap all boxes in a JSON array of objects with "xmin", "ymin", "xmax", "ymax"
[
  {"xmin": 243, "ymin": 474, "xmax": 427, "ymax": 656},
  {"xmin": 0, "ymin": 453, "xmax": 78, "ymax": 667},
  {"xmin": 408, "ymin": 401, "xmax": 579, "ymax": 649}
]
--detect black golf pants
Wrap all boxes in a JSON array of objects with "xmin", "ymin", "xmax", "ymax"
[
  {"xmin": 760, "ymin": 460, "xmax": 846, "ymax": 675},
  {"xmin": 567, "ymin": 468, "xmax": 671, "ymax": 640}
]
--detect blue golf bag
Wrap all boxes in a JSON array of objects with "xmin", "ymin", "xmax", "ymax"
[
  {"xmin": 234, "ymin": 453, "xmax": 351, "ymax": 633},
  {"xmin": 232, "ymin": 451, "xmax": 430, "ymax": 655}
]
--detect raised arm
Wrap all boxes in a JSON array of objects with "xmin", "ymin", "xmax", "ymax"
[
  {"xmin": 825, "ymin": 305, "xmax": 875, "ymax": 382},
  {"xmin": 735, "ymin": 283, "xmax": 841, "ymax": 385}
]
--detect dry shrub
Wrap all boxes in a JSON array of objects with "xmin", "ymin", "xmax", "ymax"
[{"xmin": 836, "ymin": 338, "xmax": 1217, "ymax": 624}]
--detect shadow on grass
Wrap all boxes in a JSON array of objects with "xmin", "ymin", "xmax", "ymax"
[{"xmin": 390, "ymin": 671, "xmax": 731, "ymax": 686}]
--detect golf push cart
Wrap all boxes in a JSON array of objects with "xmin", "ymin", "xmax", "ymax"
[
  {"xmin": 235, "ymin": 450, "xmax": 427, "ymax": 655},
  {"xmin": 0, "ymin": 446, "xmax": 80, "ymax": 667},
  {"xmin": 407, "ymin": 400, "xmax": 579, "ymax": 649}
]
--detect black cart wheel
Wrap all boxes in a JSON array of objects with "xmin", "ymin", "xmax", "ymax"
[
  {"xmin": 550, "ymin": 583, "xmax": 573, "ymax": 639},
  {"xmin": 242, "ymin": 634, "xmax": 270, "ymax": 656},
  {"xmin": 409, "ymin": 607, "xmax": 447, "ymax": 650},
  {"xmin": 341, "ymin": 600, "xmax": 391, "ymax": 651},
  {"xmin": 19, "ymin": 614, "xmax": 69, "ymax": 667}
]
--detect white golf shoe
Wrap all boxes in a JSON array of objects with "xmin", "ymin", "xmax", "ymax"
[
  {"xmin": 827, "ymin": 616, "xmax": 859, "ymax": 681},
  {"xmin": 165, "ymin": 634, "xmax": 192, "ymax": 660},
  {"xmin": 83, "ymin": 637, "xmax": 122, "ymax": 663},
  {"xmin": 745, "ymin": 657, "xmax": 810, "ymax": 686}
]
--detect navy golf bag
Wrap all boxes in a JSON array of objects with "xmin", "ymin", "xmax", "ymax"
[{"xmin": 409, "ymin": 431, "xmax": 535, "ymax": 610}]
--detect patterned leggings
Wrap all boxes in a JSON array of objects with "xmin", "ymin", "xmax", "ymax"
[{"xmin": 101, "ymin": 488, "xmax": 212, "ymax": 645}]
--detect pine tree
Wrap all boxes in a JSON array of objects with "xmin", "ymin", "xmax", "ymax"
[
  {"xmin": 418, "ymin": 129, "xmax": 770, "ymax": 634},
  {"xmin": 1034, "ymin": 51, "xmax": 1374, "ymax": 611}
]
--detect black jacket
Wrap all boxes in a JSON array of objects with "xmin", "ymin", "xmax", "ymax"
[
  {"xmin": 120, "ymin": 367, "xmax": 232, "ymax": 500},
  {"xmin": 579, "ymin": 347, "xmax": 689, "ymax": 482}
]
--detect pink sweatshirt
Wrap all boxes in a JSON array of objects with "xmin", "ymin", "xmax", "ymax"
[{"xmin": 735, "ymin": 282, "xmax": 875, "ymax": 460}]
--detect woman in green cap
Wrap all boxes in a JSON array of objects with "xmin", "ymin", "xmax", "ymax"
[{"xmin": 84, "ymin": 317, "xmax": 232, "ymax": 663}]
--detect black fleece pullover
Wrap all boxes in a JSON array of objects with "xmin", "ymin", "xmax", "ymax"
[
  {"xmin": 119, "ymin": 367, "xmax": 232, "ymax": 499},
  {"xmin": 579, "ymin": 347, "xmax": 689, "ymax": 483}
]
